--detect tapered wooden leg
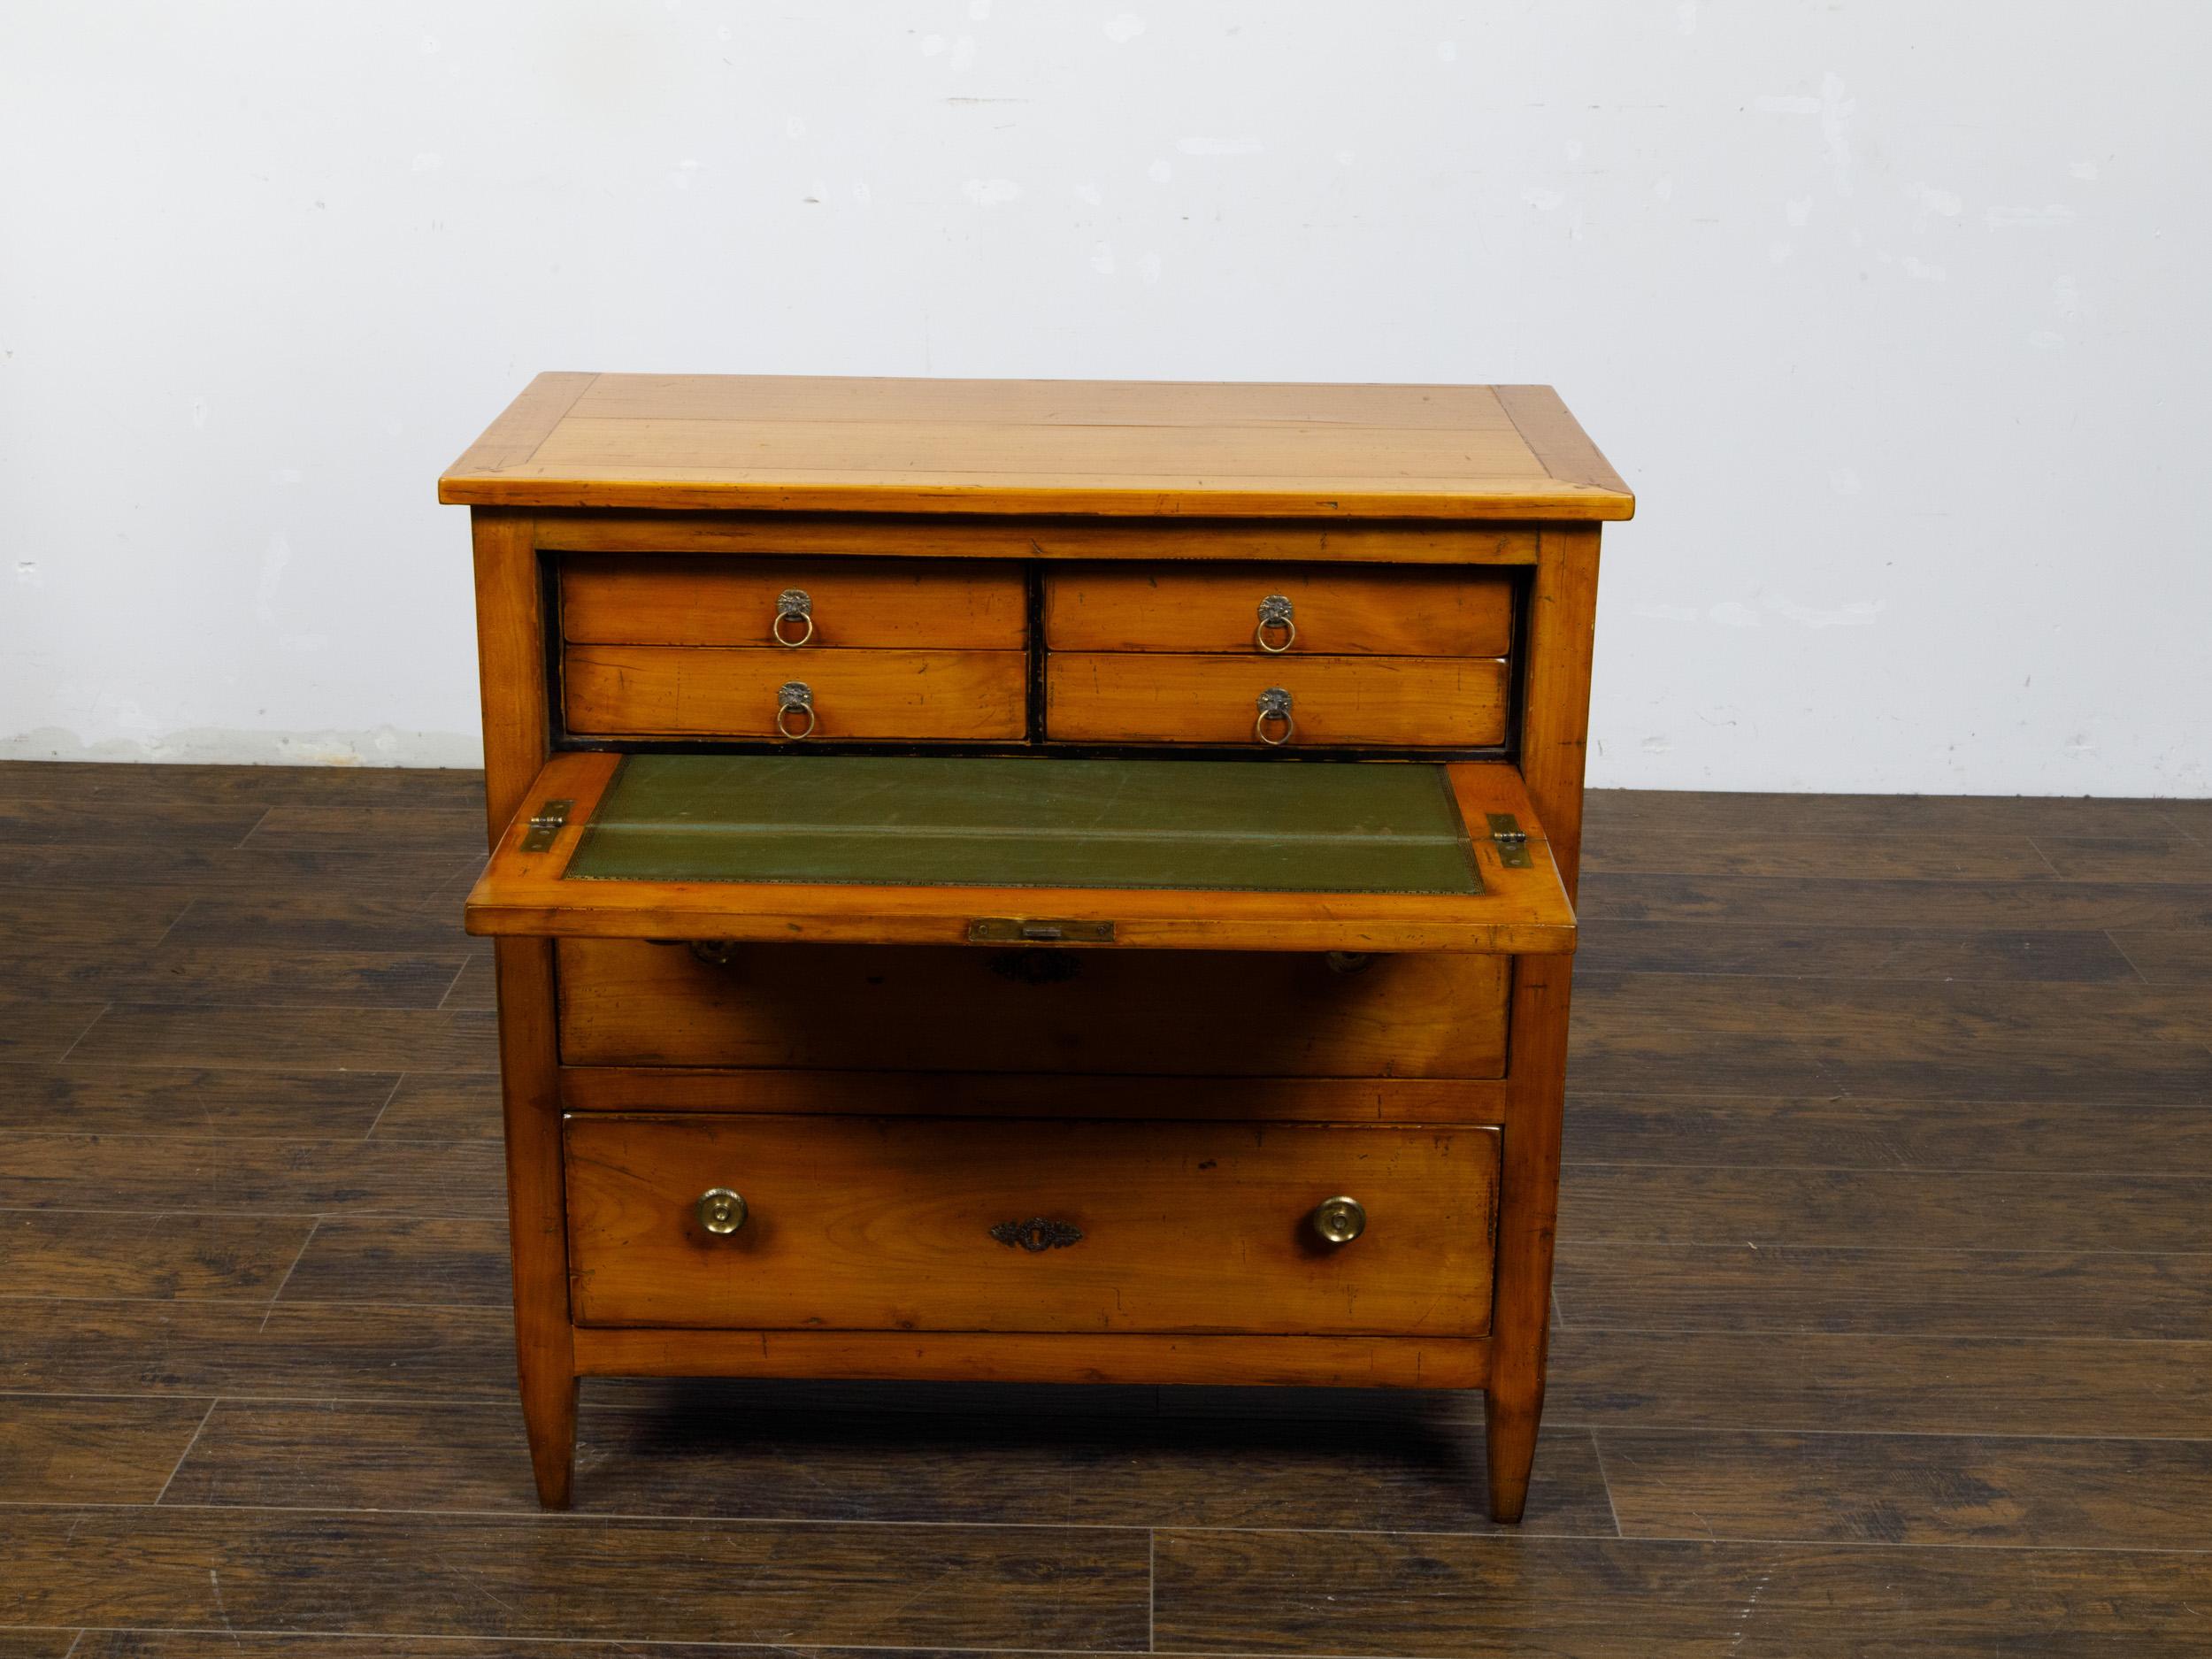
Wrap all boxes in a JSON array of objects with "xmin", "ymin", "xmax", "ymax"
[
  {"xmin": 519, "ymin": 1354, "xmax": 579, "ymax": 1509},
  {"xmin": 1484, "ymin": 1387, "xmax": 1542, "ymax": 1523},
  {"xmin": 494, "ymin": 936, "xmax": 578, "ymax": 1509},
  {"xmin": 1486, "ymin": 954, "xmax": 1572, "ymax": 1523}
]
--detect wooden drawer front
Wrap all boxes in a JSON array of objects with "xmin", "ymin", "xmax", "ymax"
[
  {"xmin": 557, "ymin": 938, "xmax": 1509, "ymax": 1079},
  {"xmin": 1046, "ymin": 654, "xmax": 1508, "ymax": 748},
  {"xmin": 565, "ymin": 1114, "xmax": 1498, "ymax": 1334},
  {"xmin": 1044, "ymin": 564, "xmax": 1512, "ymax": 657},
  {"xmin": 565, "ymin": 645, "xmax": 1026, "ymax": 740},
  {"xmin": 562, "ymin": 554, "xmax": 1026, "ymax": 650}
]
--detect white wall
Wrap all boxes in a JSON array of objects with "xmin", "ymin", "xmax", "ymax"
[{"xmin": 4, "ymin": 2, "xmax": 2207, "ymax": 794}]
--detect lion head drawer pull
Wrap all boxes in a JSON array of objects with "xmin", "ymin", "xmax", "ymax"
[
  {"xmin": 775, "ymin": 680, "xmax": 817, "ymax": 740},
  {"xmin": 1310, "ymin": 1195, "xmax": 1367, "ymax": 1245},
  {"xmin": 696, "ymin": 1187, "xmax": 749, "ymax": 1235},
  {"xmin": 1255, "ymin": 685, "xmax": 1295, "ymax": 747},
  {"xmin": 1255, "ymin": 593, "xmax": 1296, "ymax": 653},
  {"xmin": 990, "ymin": 1217, "xmax": 1084, "ymax": 1252},
  {"xmin": 772, "ymin": 588, "xmax": 814, "ymax": 648}
]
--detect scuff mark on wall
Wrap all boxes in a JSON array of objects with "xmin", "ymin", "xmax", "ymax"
[
  {"xmin": 253, "ymin": 534, "xmax": 291, "ymax": 625},
  {"xmin": 1754, "ymin": 75, "xmax": 1854, "ymax": 194},
  {"xmin": 5, "ymin": 2, "xmax": 2205, "ymax": 797},
  {"xmin": 1765, "ymin": 595, "xmax": 1883, "ymax": 629},
  {"xmin": 0, "ymin": 725, "xmax": 483, "ymax": 768},
  {"xmin": 1985, "ymin": 204, "xmax": 2077, "ymax": 228}
]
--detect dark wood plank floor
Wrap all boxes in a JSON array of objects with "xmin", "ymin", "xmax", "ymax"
[{"xmin": 2, "ymin": 761, "xmax": 2208, "ymax": 1656}]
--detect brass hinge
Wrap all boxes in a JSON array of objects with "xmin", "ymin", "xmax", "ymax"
[
  {"xmin": 1486, "ymin": 812, "xmax": 1532, "ymax": 868},
  {"xmin": 520, "ymin": 798, "xmax": 573, "ymax": 853},
  {"xmin": 967, "ymin": 918, "xmax": 1116, "ymax": 945}
]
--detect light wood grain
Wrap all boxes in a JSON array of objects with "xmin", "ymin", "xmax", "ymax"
[
  {"xmin": 536, "ymin": 512, "xmax": 1542, "ymax": 565},
  {"xmin": 1473, "ymin": 518, "xmax": 1603, "ymax": 1518},
  {"xmin": 442, "ymin": 373, "xmax": 1620, "ymax": 1525},
  {"xmin": 554, "ymin": 937, "xmax": 1511, "ymax": 1078},
  {"xmin": 558, "ymin": 1066, "xmax": 1509, "ymax": 1123},
  {"xmin": 1522, "ymin": 523, "xmax": 1603, "ymax": 897},
  {"xmin": 1042, "ymin": 563, "xmax": 1514, "ymax": 657},
  {"xmin": 1496, "ymin": 384, "xmax": 1636, "ymax": 498},
  {"xmin": 465, "ymin": 752, "xmax": 1579, "ymax": 955},
  {"xmin": 468, "ymin": 509, "xmax": 545, "ymax": 845},
  {"xmin": 1486, "ymin": 954, "xmax": 1573, "ymax": 1523},
  {"xmin": 562, "ymin": 554, "xmax": 1026, "ymax": 649},
  {"xmin": 493, "ymin": 936, "xmax": 576, "ymax": 1509},
  {"xmin": 564, "ymin": 645, "xmax": 1027, "ymax": 740},
  {"xmin": 1046, "ymin": 651, "xmax": 1509, "ymax": 747},
  {"xmin": 449, "ymin": 373, "xmax": 596, "ymax": 472},
  {"xmin": 573, "ymin": 1327, "xmax": 1489, "ymax": 1388},
  {"xmin": 535, "ymin": 418, "xmax": 1545, "ymax": 480},
  {"xmin": 565, "ymin": 373, "xmax": 1534, "ymax": 429},
  {"xmin": 564, "ymin": 1114, "xmax": 1499, "ymax": 1334},
  {"xmin": 441, "ymin": 373, "xmax": 1634, "ymax": 519}
]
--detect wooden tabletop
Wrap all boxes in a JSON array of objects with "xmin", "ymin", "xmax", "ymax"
[{"xmin": 439, "ymin": 373, "xmax": 1633, "ymax": 520}]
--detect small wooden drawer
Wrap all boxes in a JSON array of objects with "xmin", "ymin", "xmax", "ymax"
[
  {"xmin": 562, "ymin": 554, "xmax": 1026, "ymax": 650},
  {"xmin": 1044, "ymin": 563, "xmax": 1513, "ymax": 657},
  {"xmin": 1045, "ymin": 653, "xmax": 1509, "ymax": 748},
  {"xmin": 565, "ymin": 646, "xmax": 1026, "ymax": 740},
  {"xmin": 565, "ymin": 1113, "xmax": 1499, "ymax": 1334},
  {"xmin": 556, "ymin": 939, "xmax": 1510, "ymax": 1079}
]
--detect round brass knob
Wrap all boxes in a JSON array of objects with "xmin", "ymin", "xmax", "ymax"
[
  {"xmin": 696, "ymin": 1187, "xmax": 749, "ymax": 1234},
  {"xmin": 1310, "ymin": 1195, "xmax": 1366, "ymax": 1245}
]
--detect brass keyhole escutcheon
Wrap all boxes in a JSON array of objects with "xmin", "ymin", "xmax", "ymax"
[
  {"xmin": 991, "ymin": 1217, "xmax": 1084, "ymax": 1251},
  {"xmin": 1310, "ymin": 1195, "xmax": 1366, "ymax": 1245},
  {"xmin": 696, "ymin": 1187, "xmax": 749, "ymax": 1235}
]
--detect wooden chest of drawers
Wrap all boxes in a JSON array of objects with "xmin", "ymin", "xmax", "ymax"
[{"xmin": 441, "ymin": 373, "xmax": 1631, "ymax": 1520}]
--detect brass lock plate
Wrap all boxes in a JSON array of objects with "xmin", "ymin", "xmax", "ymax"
[{"xmin": 967, "ymin": 918, "xmax": 1117, "ymax": 945}]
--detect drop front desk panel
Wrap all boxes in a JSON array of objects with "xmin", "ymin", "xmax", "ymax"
[{"xmin": 442, "ymin": 374, "xmax": 1632, "ymax": 1521}]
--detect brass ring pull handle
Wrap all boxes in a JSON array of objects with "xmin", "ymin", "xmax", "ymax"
[
  {"xmin": 772, "ymin": 588, "xmax": 814, "ymax": 648},
  {"xmin": 775, "ymin": 681, "xmax": 817, "ymax": 740},
  {"xmin": 696, "ymin": 1187, "xmax": 749, "ymax": 1234},
  {"xmin": 1255, "ymin": 686, "xmax": 1294, "ymax": 747},
  {"xmin": 1310, "ymin": 1195, "xmax": 1366, "ymax": 1245},
  {"xmin": 1255, "ymin": 593, "xmax": 1296, "ymax": 653}
]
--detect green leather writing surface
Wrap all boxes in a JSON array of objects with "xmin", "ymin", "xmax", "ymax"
[{"xmin": 568, "ymin": 754, "xmax": 1479, "ymax": 895}]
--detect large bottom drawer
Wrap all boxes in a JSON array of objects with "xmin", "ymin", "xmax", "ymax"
[
  {"xmin": 565, "ymin": 1114, "xmax": 1499, "ymax": 1334},
  {"xmin": 555, "ymin": 938, "xmax": 1511, "ymax": 1078}
]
